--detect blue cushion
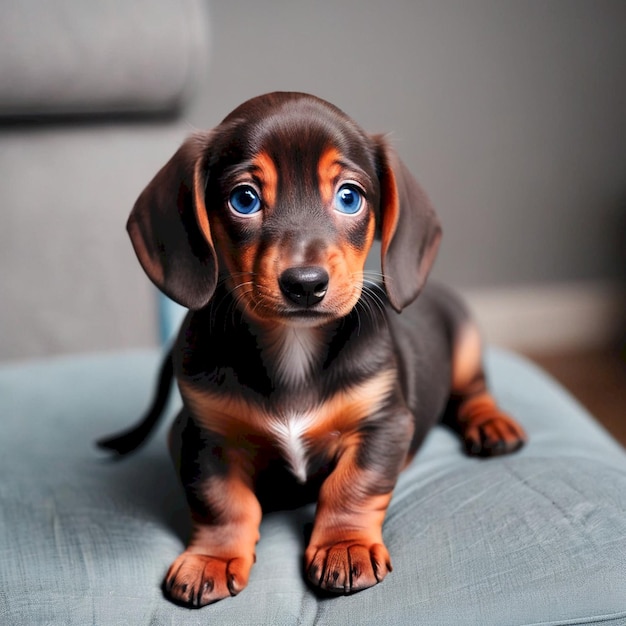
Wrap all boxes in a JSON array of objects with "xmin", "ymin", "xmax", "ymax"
[{"xmin": 1, "ymin": 348, "xmax": 625, "ymax": 624}]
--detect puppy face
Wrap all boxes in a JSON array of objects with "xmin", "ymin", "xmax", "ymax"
[
  {"xmin": 127, "ymin": 92, "xmax": 441, "ymax": 317},
  {"xmin": 203, "ymin": 95, "xmax": 380, "ymax": 326}
]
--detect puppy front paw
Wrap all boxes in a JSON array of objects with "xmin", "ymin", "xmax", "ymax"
[
  {"xmin": 163, "ymin": 552, "xmax": 253, "ymax": 608},
  {"xmin": 305, "ymin": 540, "xmax": 392, "ymax": 594}
]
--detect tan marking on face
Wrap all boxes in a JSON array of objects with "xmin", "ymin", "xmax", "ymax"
[
  {"xmin": 246, "ymin": 242, "xmax": 284, "ymax": 318},
  {"xmin": 317, "ymin": 147, "xmax": 343, "ymax": 206},
  {"xmin": 206, "ymin": 211, "xmax": 262, "ymax": 314},
  {"xmin": 342, "ymin": 211, "xmax": 376, "ymax": 274},
  {"xmin": 251, "ymin": 152, "xmax": 278, "ymax": 209},
  {"xmin": 314, "ymin": 210, "xmax": 376, "ymax": 317}
]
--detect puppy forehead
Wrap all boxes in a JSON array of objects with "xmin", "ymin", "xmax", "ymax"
[{"xmin": 215, "ymin": 94, "xmax": 376, "ymax": 180}]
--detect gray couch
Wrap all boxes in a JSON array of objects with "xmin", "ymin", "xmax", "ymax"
[
  {"xmin": 2, "ymin": 2, "xmax": 626, "ymax": 624},
  {"xmin": 0, "ymin": 0, "xmax": 210, "ymax": 360}
]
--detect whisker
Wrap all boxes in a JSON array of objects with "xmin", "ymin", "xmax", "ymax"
[
  {"xmin": 359, "ymin": 283, "xmax": 389, "ymax": 332},
  {"xmin": 354, "ymin": 296, "xmax": 372, "ymax": 331},
  {"xmin": 217, "ymin": 278, "xmax": 256, "ymax": 329},
  {"xmin": 362, "ymin": 282, "xmax": 387, "ymax": 310},
  {"xmin": 352, "ymin": 298, "xmax": 363, "ymax": 336},
  {"xmin": 351, "ymin": 272, "xmax": 387, "ymax": 308},
  {"xmin": 346, "ymin": 271, "xmax": 390, "ymax": 333},
  {"xmin": 361, "ymin": 270, "xmax": 386, "ymax": 280},
  {"xmin": 362, "ymin": 269, "xmax": 395, "ymax": 292}
]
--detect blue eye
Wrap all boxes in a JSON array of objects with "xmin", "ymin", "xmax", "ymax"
[
  {"xmin": 229, "ymin": 185, "xmax": 262, "ymax": 215},
  {"xmin": 335, "ymin": 184, "xmax": 363, "ymax": 215}
]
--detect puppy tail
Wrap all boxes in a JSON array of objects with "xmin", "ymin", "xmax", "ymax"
[{"xmin": 97, "ymin": 351, "xmax": 174, "ymax": 457}]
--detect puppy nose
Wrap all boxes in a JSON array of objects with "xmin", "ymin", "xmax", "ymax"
[{"xmin": 279, "ymin": 266, "xmax": 329, "ymax": 307}]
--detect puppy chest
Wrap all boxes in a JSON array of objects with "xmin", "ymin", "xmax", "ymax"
[
  {"xmin": 265, "ymin": 412, "xmax": 338, "ymax": 484},
  {"xmin": 179, "ymin": 387, "xmax": 349, "ymax": 481},
  {"xmin": 179, "ymin": 369, "xmax": 396, "ymax": 482}
]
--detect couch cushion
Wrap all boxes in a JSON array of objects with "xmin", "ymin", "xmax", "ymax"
[
  {"xmin": 0, "ymin": 0, "xmax": 209, "ymax": 117},
  {"xmin": 1, "ymin": 349, "xmax": 625, "ymax": 625}
]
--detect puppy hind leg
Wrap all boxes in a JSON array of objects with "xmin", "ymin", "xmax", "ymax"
[{"xmin": 447, "ymin": 322, "xmax": 527, "ymax": 457}]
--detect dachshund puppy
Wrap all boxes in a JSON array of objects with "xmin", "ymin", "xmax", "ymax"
[{"xmin": 99, "ymin": 92, "xmax": 526, "ymax": 608}]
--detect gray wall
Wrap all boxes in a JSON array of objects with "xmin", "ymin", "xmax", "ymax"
[
  {"xmin": 189, "ymin": 0, "xmax": 626, "ymax": 289},
  {"xmin": 2, "ymin": 0, "xmax": 625, "ymax": 360}
]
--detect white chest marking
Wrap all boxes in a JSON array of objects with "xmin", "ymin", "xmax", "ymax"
[
  {"xmin": 269, "ymin": 412, "xmax": 316, "ymax": 483},
  {"xmin": 265, "ymin": 326, "xmax": 321, "ymax": 386}
]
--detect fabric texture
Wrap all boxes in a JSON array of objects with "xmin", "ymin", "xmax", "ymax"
[
  {"xmin": 1, "ymin": 348, "xmax": 625, "ymax": 625},
  {"xmin": 0, "ymin": 0, "xmax": 209, "ymax": 116}
]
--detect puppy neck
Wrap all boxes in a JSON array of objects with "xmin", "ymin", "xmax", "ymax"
[{"xmin": 255, "ymin": 323, "xmax": 328, "ymax": 388}]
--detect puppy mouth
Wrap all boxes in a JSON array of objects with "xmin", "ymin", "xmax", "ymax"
[
  {"xmin": 277, "ymin": 301, "xmax": 331, "ymax": 318},
  {"xmin": 249, "ymin": 298, "xmax": 351, "ymax": 327},
  {"xmin": 273, "ymin": 291, "xmax": 361, "ymax": 326},
  {"xmin": 279, "ymin": 308, "xmax": 336, "ymax": 321}
]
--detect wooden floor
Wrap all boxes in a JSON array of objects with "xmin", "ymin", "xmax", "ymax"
[{"xmin": 525, "ymin": 347, "xmax": 626, "ymax": 447}]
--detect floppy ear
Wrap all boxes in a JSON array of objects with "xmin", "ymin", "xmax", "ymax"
[
  {"xmin": 374, "ymin": 138, "xmax": 442, "ymax": 312},
  {"xmin": 127, "ymin": 133, "xmax": 218, "ymax": 310}
]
